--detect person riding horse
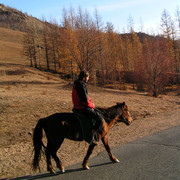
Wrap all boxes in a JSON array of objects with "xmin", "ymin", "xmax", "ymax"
[{"xmin": 72, "ymin": 70, "xmax": 104, "ymax": 144}]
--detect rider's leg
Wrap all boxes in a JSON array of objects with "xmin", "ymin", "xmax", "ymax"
[{"xmin": 83, "ymin": 108, "xmax": 104, "ymax": 132}]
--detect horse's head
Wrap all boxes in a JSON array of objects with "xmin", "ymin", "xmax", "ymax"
[{"xmin": 117, "ymin": 102, "xmax": 133, "ymax": 125}]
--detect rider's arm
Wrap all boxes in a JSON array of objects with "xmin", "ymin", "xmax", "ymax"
[
  {"xmin": 76, "ymin": 82, "xmax": 88, "ymax": 102},
  {"xmin": 76, "ymin": 82, "xmax": 94, "ymax": 109}
]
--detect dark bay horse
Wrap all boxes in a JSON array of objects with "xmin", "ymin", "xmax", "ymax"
[{"xmin": 32, "ymin": 102, "xmax": 133, "ymax": 174}]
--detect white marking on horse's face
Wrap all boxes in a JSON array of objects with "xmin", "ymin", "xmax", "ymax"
[{"xmin": 122, "ymin": 105, "xmax": 133, "ymax": 125}]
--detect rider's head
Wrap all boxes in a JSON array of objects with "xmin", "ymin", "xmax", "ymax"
[{"xmin": 78, "ymin": 70, "xmax": 89, "ymax": 82}]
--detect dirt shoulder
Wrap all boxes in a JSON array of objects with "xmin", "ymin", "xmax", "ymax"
[{"xmin": 0, "ymin": 64, "xmax": 179, "ymax": 179}]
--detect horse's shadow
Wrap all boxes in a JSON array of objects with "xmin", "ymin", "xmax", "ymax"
[{"xmin": 11, "ymin": 162, "xmax": 113, "ymax": 180}]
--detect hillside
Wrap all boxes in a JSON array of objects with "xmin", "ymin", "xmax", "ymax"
[
  {"xmin": 0, "ymin": 4, "xmax": 31, "ymax": 65},
  {"xmin": 0, "ymin": 4, "xmax": 153, "ymax": 66},
  {"xmin": 0, "ymin": 3, "xmax": 42, "ymax": 32},
  {"xmin": 0, "ymin": 27, "xmax": 28, "ymax": 65}
]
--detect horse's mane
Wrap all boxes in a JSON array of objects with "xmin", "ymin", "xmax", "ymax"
[{"xmin": 96, "ymin": 103, "xmax": 124, "ymax": 124}]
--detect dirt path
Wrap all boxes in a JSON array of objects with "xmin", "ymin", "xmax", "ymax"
[{"xmin": 0, "ymin": 64, "xmax": 179, "ymax": 179}]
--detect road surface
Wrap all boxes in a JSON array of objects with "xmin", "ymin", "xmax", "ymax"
[{"xmin": 14, "ymin": 124, "xmax": 180, "ymax": 180}]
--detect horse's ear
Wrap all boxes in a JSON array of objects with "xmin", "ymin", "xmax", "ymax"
[{"xmin": 116, "ymin": 102, "xmax": 125, "ymax": 106}]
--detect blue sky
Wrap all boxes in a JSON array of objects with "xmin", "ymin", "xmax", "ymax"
[{"xmin": 1, "ymin": 0, "xmax": 179, "ymax": 34}]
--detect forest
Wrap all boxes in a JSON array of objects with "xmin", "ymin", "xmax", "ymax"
[{"xmin": 5, "ymin": 5, "xmax": 180, "ymax": 97}]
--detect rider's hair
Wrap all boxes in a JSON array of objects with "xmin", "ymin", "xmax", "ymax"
[{"xmin": 78, "ymin": 70, "xmax": 89, "ymax": 80}]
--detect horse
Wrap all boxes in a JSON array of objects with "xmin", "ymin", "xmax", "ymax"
[{"xmin": 32, "ymin": 102, "xmax": 133, "ymax": 174}]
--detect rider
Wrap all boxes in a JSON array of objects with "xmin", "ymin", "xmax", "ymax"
[{"xmin": 72, "ymin": 70, "xmax": 104, "ymax": 144}]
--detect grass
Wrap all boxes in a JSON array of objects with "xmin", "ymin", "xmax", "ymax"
[{"xmin": 0, "ymin": 27, "xmax": 28, "ymax": 65}]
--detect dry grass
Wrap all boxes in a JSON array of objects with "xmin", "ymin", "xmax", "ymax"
[
  {"xmin": 0, "ymin": 27, "xmax": 27, "ymax": 65},
  {"xmin": 0, "ymin": 27, "xmax": 180, "ymax": 179},
  {"xmin": 0, "ymin": 63, "xmax": 179, "ymax": 179}
]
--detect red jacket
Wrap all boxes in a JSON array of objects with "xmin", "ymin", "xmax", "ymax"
[{"xmin": 72, "ymin": 80, "xmax": 94, "ymax": 109}]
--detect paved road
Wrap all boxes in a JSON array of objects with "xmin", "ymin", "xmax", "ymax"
[{"xmin": 15, "ymin": 124, "xmax": 180, "ymax": 180}]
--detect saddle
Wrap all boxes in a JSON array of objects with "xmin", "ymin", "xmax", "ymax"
[{"xmin": 72, "ymin": 109, "xmax": 96, "ymax": 143}]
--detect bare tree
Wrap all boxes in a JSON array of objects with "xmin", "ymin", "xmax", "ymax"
[
  {"xmin": 23, "ymin": 33, "xmax": 34, "ymax": 67},
  {"xmin": 175, "ymin": 6, "xmax": 180, "ymax": 82},
  {"xmin": 42, "ymin": 18, "xmax": 50, "ymax": 70},
  {"xmin": 24, "ymin": 19, "xmax": 42, "ymax": 68},
  {"xmin": 94, "ymin": 9, "xmax": 105, "ymax": 85},
  {"xmin": 136, "ymin": 37, "xmax": 174, "ymax": 97},
  {"xmin": 161, "ymin": 9, "xmax": 180, "ymax": 83}
]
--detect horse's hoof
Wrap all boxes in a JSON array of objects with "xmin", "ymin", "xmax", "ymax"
[
  {"xmin": 111, "ymin": 157, "xmax": 119, "ymax": 163},
  {"xmin": 114, "ymin": 158, "xmax": 119, "ymax": 163},
  {"xmin": 61, "ymin": 168, "xmax": 65, "ymax": 173},
  {"xmin": 47, "ymin": 165, "xmax": 56, "ymax": 174},
  {"xmin": 50, "ymin": 169, "xmax": 56, "ymax": 174},
  {"xmin": 82, "ymin": 165, "xmax": 90, "ymax": 170},
  {"xmin": 84, "ymin": 166, "xmax": 90, "ymax": 170}
]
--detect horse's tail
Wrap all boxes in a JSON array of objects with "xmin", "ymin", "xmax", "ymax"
[{"xmin": 32, "ymin": 118, "xmax": 45, "ymax": 171}]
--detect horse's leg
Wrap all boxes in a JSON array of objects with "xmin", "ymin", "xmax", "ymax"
[
  {"xmin": 45, "ymin": 143, "xmax": 56, "ymax": 174},
  {"xmin": 51, "ymin": 140, "xmax": 65, "ymax": 173},
  {"xmin": 46, "ymin": 138, "xmax": 65, "ymax": 173},
  {"xmin": 51, "ymin": 152, "xmax": 65, "ymax": 173},
  {"xmin": 82, "ymin": 143, "xmax": 97, "ymax": 170},
  {"xmin": 101, "ymin": 135, "xmax": 119, "ymax": 163}
]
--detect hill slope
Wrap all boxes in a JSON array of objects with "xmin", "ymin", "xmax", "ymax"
[
  {"xmin": 0, "ymin": 3, "xmax": 42, "ymax": 32},
  {"xmin": 0, "ymin": 27, "xmax": 28, "ymax": 65}
]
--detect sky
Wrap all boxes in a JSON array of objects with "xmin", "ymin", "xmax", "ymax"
[{"xmin": 1, "ymin": 0, "xmax": 180, "ymax": 34}]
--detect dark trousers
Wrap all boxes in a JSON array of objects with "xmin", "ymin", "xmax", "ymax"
[{"xmin": 76, "ymin": 108, "xmax": 104, "ymax": 132}]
